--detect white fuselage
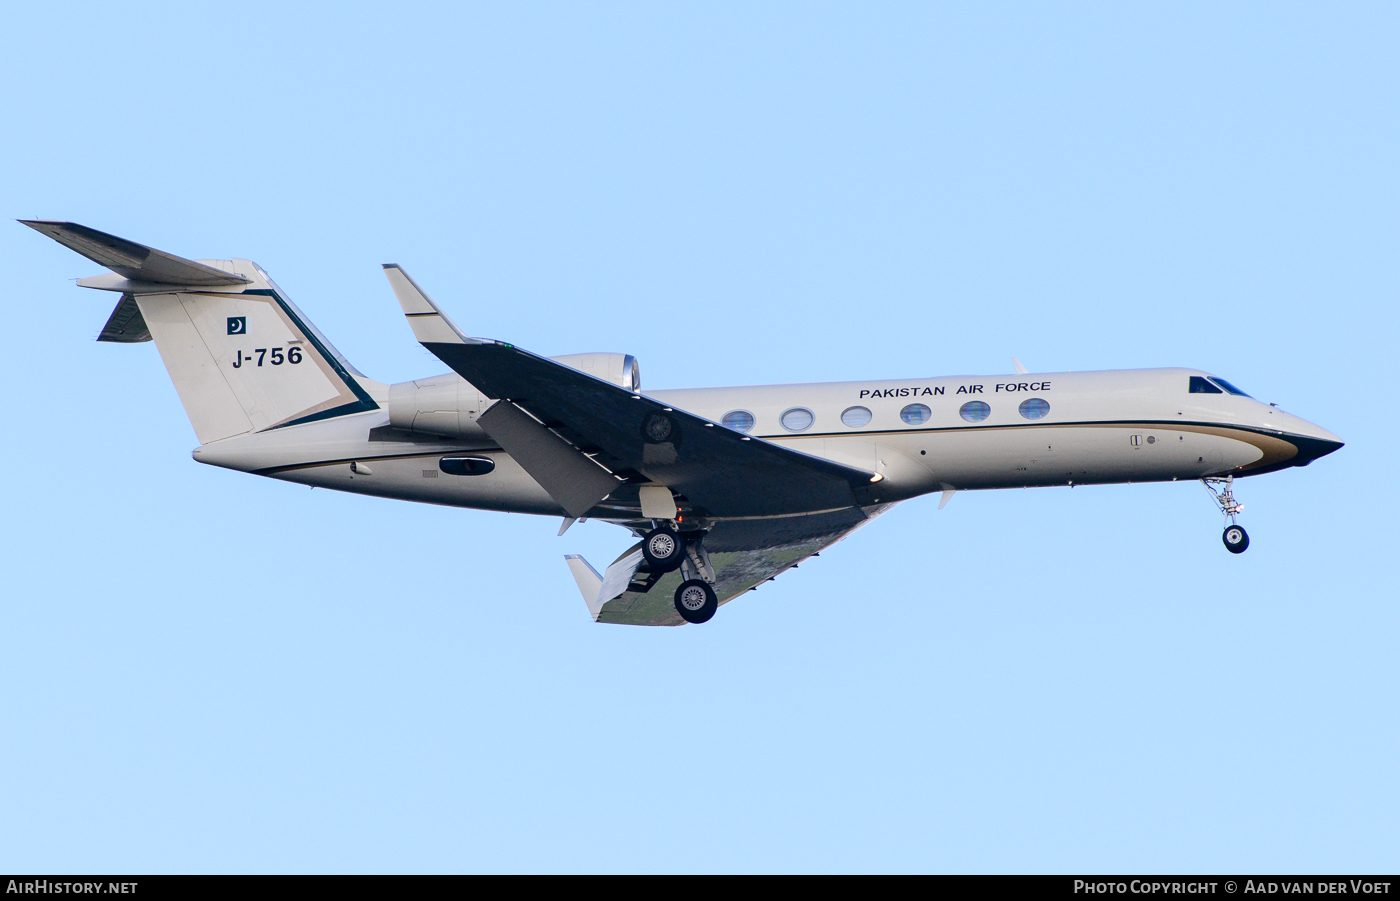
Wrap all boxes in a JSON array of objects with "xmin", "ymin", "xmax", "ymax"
[{"xmin": 192, "ymin": 366, "xmax": 1341, "ymax": 521}]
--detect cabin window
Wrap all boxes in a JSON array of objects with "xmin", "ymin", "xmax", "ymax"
[
  {"xmin": 959, "ymin": 401, "xmax": 991, "ymax": 422},
  {"xmin": 900, "ymin": 403, "xmax": 931, "ymax": 425},
  {"xmin": 780, "ymin": 407, "xmax": 814, "ymax": 432},
  {"xmin": 1189, "ymin": 376, "xmax": 1223, "ymax": 394},
  {"xmin": 722, "ymin": 410, "xmax": 755, "ymax": 433},
  {"xmin": 1208, "ymin": 377, "xmax": 1253, "ymax": 397},
  {"xmin": 841, "ymin": 406, "xmax": 873, "ymax": 427},
  {"xmin": 1018, "ymin": 398, "xmax": 1050, "ymax": 420}
]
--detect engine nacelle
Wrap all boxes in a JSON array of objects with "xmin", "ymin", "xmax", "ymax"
[
  {"xmin": 387, "ymin": 353, "xmax": 640, "ymax": 438},
  {"xmin": 550, "ymin": 353, "xmax": 640, "ymax": 392},
  {"xmin": 388, "ymin": 372, "xmax": 487, "ymax": 438}
]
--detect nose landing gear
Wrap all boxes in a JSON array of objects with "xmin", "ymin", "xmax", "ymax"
[
  {"xmin": 1222, "ymin": 523, "xmax": 1249, "ymax": 553},
  {"xmin": 1203, "ymin": 476, "xmax": 1249, "ymax": 554}
]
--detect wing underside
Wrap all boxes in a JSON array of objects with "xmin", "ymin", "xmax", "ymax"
[{"xmin": 582, "ymin": 504, "xmax": 892, "ymax": 626}]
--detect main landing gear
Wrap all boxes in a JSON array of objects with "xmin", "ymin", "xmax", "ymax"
[
  {"xmin": 642, "ymin": 526, "xmax": 684, "ymax": 571},
  {"xmin": 675, "ymin": 579, "xmax": 718, "ymax": 624},
  {"xmin": 1203, "ymin": 476, "xmax": 1249, "ymax": 554},
  {"xmin": 642, "ymin": 523, "xmax": 720, "ymax": 624}
]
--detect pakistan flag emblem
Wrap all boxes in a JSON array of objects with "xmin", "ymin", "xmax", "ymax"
[{"xmin": 227, "ymin": 317, "xmax": 247, "ymax": 335}]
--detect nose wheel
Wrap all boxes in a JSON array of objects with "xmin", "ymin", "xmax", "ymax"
[
  {"xmin": 1222, "ymin": 524, "xmax": 1249, "ymax": 554},
  {"xmin": 1203, "ymin": 476, "xmax": 1249, "ymax": 554}
]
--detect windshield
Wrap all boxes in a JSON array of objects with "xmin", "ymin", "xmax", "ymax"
[{"xmin": 1208, "ymin": 377, "xmax": 1252, "ymax": 398}]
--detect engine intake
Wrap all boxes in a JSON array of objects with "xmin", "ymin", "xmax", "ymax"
[{"xmin": 550, "ymin": 353, "xmax": 640, "ymax": 391}]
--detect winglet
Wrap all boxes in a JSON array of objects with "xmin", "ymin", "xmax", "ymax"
[
  {"xmin": 20, "ymin": 220, "xmax": 250, "ymax": 287},
  {"xmin": 382, "ymin": 263, "xmax": 474, "ymax": 345},
  {"xmin": 564, "ymin": 555, "xmax": 605, "ymax": 620}
]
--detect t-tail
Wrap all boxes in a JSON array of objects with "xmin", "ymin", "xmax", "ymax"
[{"xmin": 22, "ymin": 221, "xmax": 380, "ymax": 444}]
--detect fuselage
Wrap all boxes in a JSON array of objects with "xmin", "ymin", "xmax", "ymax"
[{"xmin": 193, "ymin": 366, "xmax": 1343, "ymax": 520}]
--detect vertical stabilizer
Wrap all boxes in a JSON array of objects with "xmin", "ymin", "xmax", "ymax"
[{"xmin": 25, "ymin": 222, "xmax": 380, "ymax": 444}]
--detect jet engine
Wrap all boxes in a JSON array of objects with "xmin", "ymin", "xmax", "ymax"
[
  {"xmin": 388, "ymin": 371, "xmax": 486, "ymax": 438},
  {"xmin": 550, "ymin": 353, "xmax": 640, "ymax": 392},
  {"xmin": 387, "ymin": 353, "xmax": 640, "ymax": 439}
]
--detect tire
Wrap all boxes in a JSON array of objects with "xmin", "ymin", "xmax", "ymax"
[
  {"xmin": 642, "ymin": 527, "xmax": 684, "ymax": 571},
  {"xmin": 1222, "ymin": 524, "xmax": 1249, "ymax": 554},
  {"xmin": 674, "ymin": 579, "xmax": 718, "ymax": 624},
  {"xmin": 642, "ymin": 413, "xmax": 678, "ymax": 444}
]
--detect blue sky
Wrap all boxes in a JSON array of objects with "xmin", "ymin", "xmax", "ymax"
[{"xmin": 2, "ymin": 2, "xmax": 1395, "ymax": 873}]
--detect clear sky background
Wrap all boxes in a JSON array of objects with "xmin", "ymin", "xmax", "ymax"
[{"xmin": 1, "ymin": 2, "xmax": 1395, "ymax": 874}]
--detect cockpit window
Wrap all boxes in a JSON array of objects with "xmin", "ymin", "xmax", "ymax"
[
  {"xmin": 1208, "ymin": 377, "xmax": 1252, "ymax": 398},
  {"xmin": 1189, "ymin": 376, "xmax": 1222, "ymax": 394}
]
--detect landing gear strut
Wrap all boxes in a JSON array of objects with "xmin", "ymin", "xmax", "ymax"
[
  {"xmin": 1202, "ymin": 476, "xmax": 1249, "ymax": 554},
  {"xmin": 669, "ymin": 531, "xmax": 719, "ymax": 624}
]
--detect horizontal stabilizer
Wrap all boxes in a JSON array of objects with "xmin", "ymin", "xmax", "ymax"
[
  {"xmin": 20, "ymin": 220, "xmax": 249, "ymax": 287},
  {"xmin": 97, "ymin": 294, "xmax": 151, "ymax": 343}
]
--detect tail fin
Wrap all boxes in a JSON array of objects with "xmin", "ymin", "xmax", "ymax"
[{"xmin": 24, "ymin": 221, "xmax": 379, "ymax": 444}]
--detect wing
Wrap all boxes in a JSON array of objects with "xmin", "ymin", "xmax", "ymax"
[
  {"xmin": 382, "ymin": 264, "xmax": 880, "ymax": 518},
  {"xmin": 437, "ymin": 341, "xmax": 877, "ymax": 516},
  {"xmin": 570, "ymin": 504, "xmax": 894, "ymax": 626}
]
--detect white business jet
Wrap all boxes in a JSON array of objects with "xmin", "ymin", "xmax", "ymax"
[{"xmin": 25, "ymin": 221, "xmax": 1343, "ymax": 626}]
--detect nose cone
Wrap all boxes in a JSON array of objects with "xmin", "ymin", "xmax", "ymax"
[{"xmin": 1290, "ymin": 420, "xmax": 1344, "ymax": 467}]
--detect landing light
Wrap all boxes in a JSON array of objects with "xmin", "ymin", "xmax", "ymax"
[{"xmin": 870, "ymin": 473, "xmax": 884, "ymax": 483}]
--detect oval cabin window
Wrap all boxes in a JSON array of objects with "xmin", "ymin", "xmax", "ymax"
[
  {"xmin": 959, "ymin": 401, "xmax": 991, "ymax": 423},
  {"xmin": 780, "ymin": 408, "xmax": 814, "ymax": 432},
  {"xmin": 899, "ymin": 403, "xmax": 931, "ymax": 425},
  {"xmin": 841, "ymin": 406, "xmax": 873, "ymax": 427},
  {"xmin": 1018, "ymin": 398, "xmax": 1050, "ymax": 420},
  {"xmin": 721, "ymin": 410, "xmax": 755, "ymax": 433}
]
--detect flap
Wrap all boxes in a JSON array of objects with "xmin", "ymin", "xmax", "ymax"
[{"xmin": 477, "ymin": 399, "xmax": 620, "ymax": 518}]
